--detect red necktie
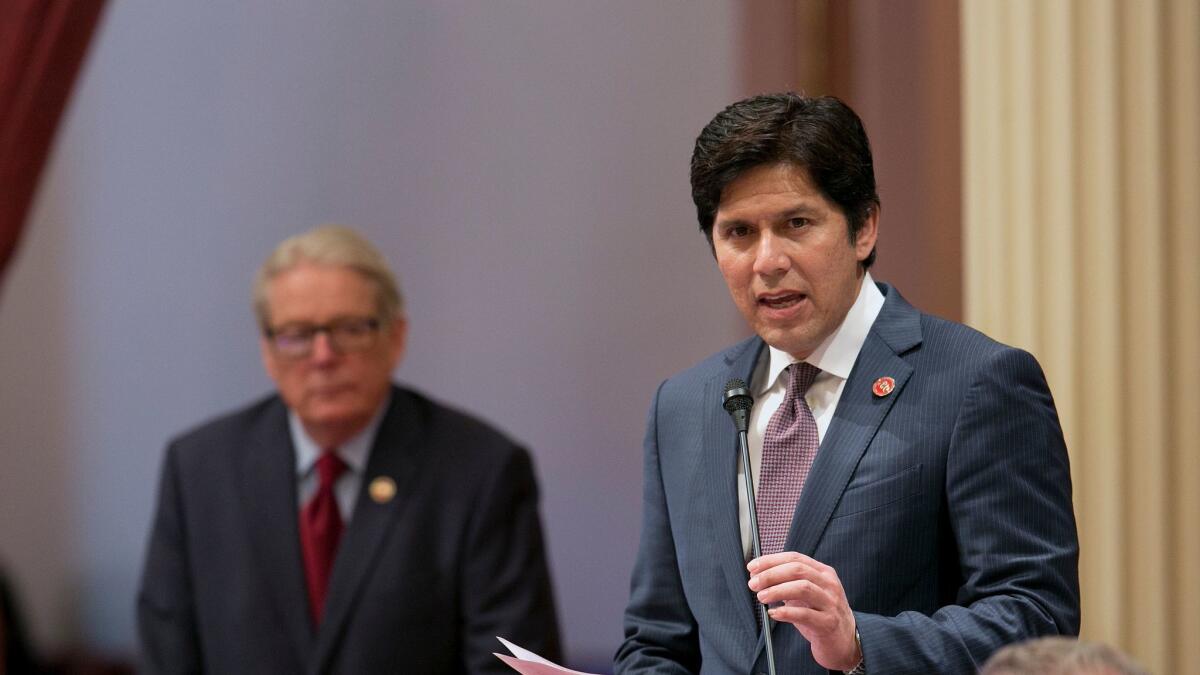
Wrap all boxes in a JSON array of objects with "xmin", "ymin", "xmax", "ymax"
[
  {"xmin": 757, "ymin": 362, "xmax": 821, "ymax": 556},
  {"xmin": 300, "ymin": 451, "xmax": 346, "ymax": 625}
]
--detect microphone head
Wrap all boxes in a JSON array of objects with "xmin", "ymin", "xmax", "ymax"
[{"xmin": 722, "ymin": 378, "xmax": 753, "ymax": 412}]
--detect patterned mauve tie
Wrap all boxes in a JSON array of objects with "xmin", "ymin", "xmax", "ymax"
[
  {"xmin": 300, "ymin": 451, "xmax": 346, "ymax": 626},
  {"xmin": 757, "ymin": 362, "xmax": 821, "ymax": 557}
]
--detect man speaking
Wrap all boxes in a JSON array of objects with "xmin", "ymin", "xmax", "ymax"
[{"xmin": 614, "ymin": 94, "xmax": 1079, "ymax": 674}]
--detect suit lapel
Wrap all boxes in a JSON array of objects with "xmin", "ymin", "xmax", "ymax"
[
  {"xmin": 703, "ymin": 338, "xmax": 767, "ymax": 645},
  {"xmin": 782, "ymin": 284, "xmax": 923, "ymax": 558},
  {"xmin": 310, "ymin": 388, "xmax": 425, "ymax": 673},
  {"xmin": 237, "ymin": 401, "xmax": 313, "ymax": 663}
]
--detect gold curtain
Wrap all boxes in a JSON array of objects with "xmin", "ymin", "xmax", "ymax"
[{"xmin": 962, "ymin": 0, "xmax": 1200, "ymax": 670}]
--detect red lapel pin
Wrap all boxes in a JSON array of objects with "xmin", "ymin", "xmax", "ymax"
[{"xmin": 872, "ymin": 376, "xmax": 896, "ymax": 397}]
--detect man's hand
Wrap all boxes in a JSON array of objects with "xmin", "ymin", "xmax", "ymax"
[{"xmin": 748, "ymin": 552, "xmax": 861, "ymax": 671}]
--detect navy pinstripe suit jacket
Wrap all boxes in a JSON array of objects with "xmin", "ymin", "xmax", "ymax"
[{"xmin": 615, "ymin": 283, "xmax": 1079, "ymax": 674}]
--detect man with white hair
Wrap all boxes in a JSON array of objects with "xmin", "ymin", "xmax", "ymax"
[{"xmin": 138, "ymin": 225, "xmax": 560, "ymax": 674}]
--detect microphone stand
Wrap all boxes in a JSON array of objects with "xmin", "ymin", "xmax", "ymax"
[{"xmin": 737, "ymin": 427, "xmax": 778, "ymax": 675}]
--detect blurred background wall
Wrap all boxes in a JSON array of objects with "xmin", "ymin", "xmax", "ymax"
[
  {"xmin": 0, "ymin": 0, "xmax": 777, "ymax": 667},
  {"xmin": 0, "ymin": 0, "xmax": 1195, "ymax": 672}
]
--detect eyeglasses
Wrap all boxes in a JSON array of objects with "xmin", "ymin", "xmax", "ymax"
[{"xmin": 264, "ymin": 316, "xmax": 382, "ymax": 358}]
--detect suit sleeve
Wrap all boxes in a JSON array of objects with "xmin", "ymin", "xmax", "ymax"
[
  {"xmin": 613, "ymin": 381, "xmax": 701, "ymax": 674},
  {"xmin": 459, "ymin": 444, "xmax": 562, "ymax": 674},
  {"xmin": 137, "ymin": 444, "xmax": 203, "ymax": 675},
  {"xmin": 854, "ymin": 347, "xmax": 1081, "ymax": 673}
]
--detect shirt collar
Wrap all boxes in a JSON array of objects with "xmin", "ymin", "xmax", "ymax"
[
  {"xmin": 755, "ymin": 272, "xmax": 885, "ymax": 394},
  {"xmin": 291, "ymin": 391, "xmax": 391, "ymax": 478}
]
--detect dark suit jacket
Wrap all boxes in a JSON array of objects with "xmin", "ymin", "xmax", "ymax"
[
  {"xmin": 615, "ymin": 284, "xmax": 1079, "ymax": 674},
  {"xmin": 138, "ymin": 384, "xmax": 561, "ymax": 674}
]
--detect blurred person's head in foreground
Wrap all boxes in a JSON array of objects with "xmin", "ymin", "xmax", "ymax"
[{"xmin": 981, "ymin": 637, "xmax": 1148, "ymax": 675}]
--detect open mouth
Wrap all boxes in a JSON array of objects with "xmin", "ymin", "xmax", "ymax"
[{"xmin": 758, "ymin": 293, "xmax": 806, "ymax": 309}]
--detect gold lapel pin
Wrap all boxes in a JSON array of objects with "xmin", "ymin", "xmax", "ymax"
[
  {"xmin": 369, "ymin": 476, "xmax": 397, "ymax": 504},
  {"xmin": 872, "ymin": 376, "xmax": 896, "ymax": 398}
]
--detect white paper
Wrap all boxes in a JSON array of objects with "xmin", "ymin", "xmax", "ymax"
[{"xmin": 494, "ymin": 636, "xmax": 601, "ymax": 675}]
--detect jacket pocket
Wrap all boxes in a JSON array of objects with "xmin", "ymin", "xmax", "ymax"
[{"xmin": 830, "ymin": 464, "xmax": 923, "ymax": 519}]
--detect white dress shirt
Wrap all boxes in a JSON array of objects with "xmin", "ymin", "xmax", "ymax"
[{"xmin": 738, "ymin": 273, "xmax": 885, "ymax": 559}]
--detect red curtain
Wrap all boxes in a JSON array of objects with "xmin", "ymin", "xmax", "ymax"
[{"xmin": 0, "ymin": 0, "xmax": 106, "ymax": 290}]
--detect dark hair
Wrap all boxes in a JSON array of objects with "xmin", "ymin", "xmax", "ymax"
[{"xmin": 690, "ymin": 93, "xmax": 880, "ymax": 268}]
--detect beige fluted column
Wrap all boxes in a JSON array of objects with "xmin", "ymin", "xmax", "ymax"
[{"xmin": 962, "ymin": 0, "xmax": 1200, "ymax": 670}]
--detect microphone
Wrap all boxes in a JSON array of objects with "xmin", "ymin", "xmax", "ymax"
[
  {"xmin": 722, "ymin": 378, "xmax": 753, "ymax": 433},
  {"xmin": 721, "ymin": 378, "xmax": 777, "ymax": 675}
]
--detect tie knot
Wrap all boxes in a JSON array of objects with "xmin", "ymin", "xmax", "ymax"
[
  {"xmin": 788, "ymin": 362, "xmax": 821, "ymax": 396},
  {"xmin": 315, "ymin": 451, "xmax": 346, "ymax": 488}
]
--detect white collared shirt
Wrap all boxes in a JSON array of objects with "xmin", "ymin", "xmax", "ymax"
[
  {"xmin": 291, "ymin": 392, "xmax": 391, "ymax": 522},
  {"xmin": 738, "ymin": 273, "xmax": 885, "ymax": 559}
]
